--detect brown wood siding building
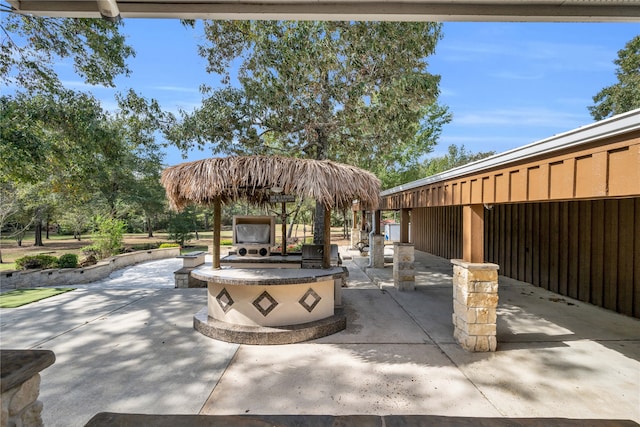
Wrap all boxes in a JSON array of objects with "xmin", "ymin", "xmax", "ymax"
[
  {"xmin": 409, "ymin": 199, "xmax": 640, "ymax": 318},
  {"xmin": 377, "ymin": 110, "xmax": 640, "ymax": 319},
  {"xmin": 484, "ymin": 198, "xmax": 640, "ymax": 318}
]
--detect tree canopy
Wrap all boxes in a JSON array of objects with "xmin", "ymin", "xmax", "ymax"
[
  {"xmin": 0, "ymin": 12, "xmax": 134, "ymax": 93},
  {"xmin": 169, "ymin": 21, "xmax": 450, "ymax": 181},
  {"xmin": 589, "ymin": 35, "xmax": 640, "ymax": 120}
]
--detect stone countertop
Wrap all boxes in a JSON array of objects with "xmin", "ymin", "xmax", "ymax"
[
  {"xmin": 0, "ymin": 349, "xmax": 55, "ymax": 393},
  {"xmin": 191, "ymin": 265, "xmax": 346, "ymax": 286}
]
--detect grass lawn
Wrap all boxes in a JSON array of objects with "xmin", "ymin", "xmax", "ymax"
[{"xmin": 0, "ymin": 288, "xmax": 76, "ymax": 308}]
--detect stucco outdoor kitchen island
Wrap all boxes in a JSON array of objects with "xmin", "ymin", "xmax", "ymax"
[{"xmin": 192, "ymin": 265, "xmax": 347, "ymax": 344}]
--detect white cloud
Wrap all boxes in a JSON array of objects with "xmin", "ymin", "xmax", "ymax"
[
  {"xmin": 152, "ymin": 85, "xmax": 200, "ymax": 93},
  {"xmin": 453, "ymin": 107, "xmax": 586, "ymax": 128}
]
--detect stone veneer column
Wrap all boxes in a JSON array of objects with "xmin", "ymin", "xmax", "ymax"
[
  {"xmin": 368, "ymin": 233, "xmax": 385, "ymax": 268},
  {"xmin": 393, "ymin": 243, "xmax": 415, "ymax": 291},
  {"xmin": 1, "ymin": 350, "xmax": 55, "ymax": 427},
  {"xmin": 450, "ymin": 259, "xmax": 499, "ymax": 352}
]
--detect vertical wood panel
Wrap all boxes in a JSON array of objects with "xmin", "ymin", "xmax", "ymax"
[
  {"xmin": 510, "ymin": 204, "xmax": 519, "ymax": 277},
  {"xmin": 493, "ymin": 206, "xmax": 504, "ymax": 266},
  {"xmin": 539, "ymin": 203, "xmax": 550, "ymax": 290},
  {"xmin": 590, "ymin": 200, "xmax": 605, "ymax": 307},
  {"xmin": 618, "ymin": 198, "xmax": 634, "ymax": 316},
  {"xmin": 549, "ymin": 202, "xmax": 560, "ymax": 293},
  {"xmin": 604, "ymin": 200, "xmax": 619, "ymax": 311},
  {"xmin": 578, "ymin": 201, "xmax": 592, "ymax": 302},
  {"xmin": 525, "ymin": 203, "xmax": 533, "ymax": 284},
  {"xmin": 558, "ymin": 202, "xmax": 570, "ymax": 296},
  {"xmin": 567, "ymin": 201, "xmax": 580, "ymax": 299},
  {"xmin": 499, "ymin": 205, "xmax": 506, "ymax": 270},
  {"xmin": 504, "ymin": 205, "xmax": 513, "ymax": 277},
  {"xmin": 634, "ymin": 198, "xmax": 640, "ymax": 318},
  {"xmin": 532, "ymin": 203, "xmax": 541, "ymax": 286},
  {"xmin": 517, "ymin": 204, "xmax": 526, "ymax": 280}
]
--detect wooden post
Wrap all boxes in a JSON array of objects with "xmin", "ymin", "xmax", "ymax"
[
  {"xmin": 400, "ymin": 208, "xmax": 410, "ymax": 243},
  {"xmin": 281, "ymin": 202, "xmax": 287, "ymax": 256},
  {"xmin": 323, "ymin": 205, "xmax": 331, "ymax": 268},
  {"xmin": 352, "ymin": 210, "xmax": 358, "ymax": 230},
  {"xmin": 373, "ymin": 209, "xmax": 381, "ymax": 235},
  {"xmin": 361, "ymin": 210, "xmax": 367, "ymax": 231},
  {"xmin": 463, "ymin": 204, "xmax": 484, "ymax": 263},
  {"xmin": 212, "ymin": 197, "xmax": 221, "ymax": 269}
]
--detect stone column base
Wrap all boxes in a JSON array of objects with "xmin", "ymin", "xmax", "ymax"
[
  {"xmin": 369, "ymin": 234, "xmax": 384, "ymax": 268},
  {"xmin": 451, "ymin": 259, "xmax": 499, "ymax": 352},
  {"xmin": 393, "ymin": 243, "xmax": 415, "ymax": 291},
  {"xmin": 174, "ymin": 268, "xmax": 206, "ymax": 288}
]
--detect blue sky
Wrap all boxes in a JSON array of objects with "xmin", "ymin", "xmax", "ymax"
[{"xmin": 39, "ymin": 19, "xmax": 640, "ymax": 164}]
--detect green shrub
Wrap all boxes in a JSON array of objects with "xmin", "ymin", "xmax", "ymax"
[
  {"xmin": 15, "ymin": 255, "xmax": 58, "ymax": 270},
  {"xmin": 220, "ymin": 239, "xmax": 233, "ymax": 246},
  {"xmin": 167, "ymin": 212, "xmax": 194, "ymax": 247},
  {"xmin": 92, "ymin": 216, "xmax": 127, "ymax": 259},
  {"xmin": 81, "ymin": 245, "xmax": 98, "ymax": 256},
  {"xmin": 130, "ymin": 243, "xmax": 160, "ymax": 251},
  {"xmin": 159, "ymin": 243, "xmax": 180, "ymax": 249},
  {"xmin": 57, "ymin": 254, "xmax": 78, "ymax": 269}
]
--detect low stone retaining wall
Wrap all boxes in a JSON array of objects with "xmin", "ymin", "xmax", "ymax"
[{"xmin": 0, "ymin": 248, "xmax": 180, "ymax": 290}]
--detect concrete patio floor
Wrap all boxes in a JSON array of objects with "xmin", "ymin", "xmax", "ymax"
[{"xmin": 1, "ymin": 248, "xmax": 638, "ymax": 426}]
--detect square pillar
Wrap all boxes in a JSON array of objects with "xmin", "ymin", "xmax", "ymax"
[
  {"xmin": 463, "ymin": 204, "xmax": 484, "ymax": 263},
  {"xmin": 369, "ymin": 233, "xmax": 385, "ymax": 268},
  {"xmin": 393, "ymin": 242, "xmax": 414, "ymax": 291},
  {"xmin": 451, "ymin": 259, "xmax": 499, "ymax": 352},
  {"xmin": 350, "ymin": 228, "xmax": 360, "ymax": 250}
]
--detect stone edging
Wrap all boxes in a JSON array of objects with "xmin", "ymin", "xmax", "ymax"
[{"xmin": 0, "ymin": 247, "xmax": 180, "ymax": 290}]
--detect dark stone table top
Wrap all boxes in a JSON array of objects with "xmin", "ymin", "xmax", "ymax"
[{"xmin": 0, "ymin": 349, "xmax": 55, "ymax": 393}]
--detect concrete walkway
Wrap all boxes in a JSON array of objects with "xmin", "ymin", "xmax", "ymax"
[{"xmin": 1, "ymin": 250, "xmax": 638, "ymax": 426}]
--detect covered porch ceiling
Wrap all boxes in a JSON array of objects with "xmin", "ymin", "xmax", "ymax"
[{"xmin": 6, "ymin": 0, "xmax": 640, "ymax": 22}]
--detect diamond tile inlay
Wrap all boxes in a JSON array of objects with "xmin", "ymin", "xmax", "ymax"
[
  {"xmin": 252, "ymin": 291, "xmax": 279, "ymax": 317},
  {"xmin": 216, "ymin": 288, "xmax": 234, "ymax": 313},
  {"xmin": 299, "ymin": 288, "xmax": 322, "ymax": 313}
]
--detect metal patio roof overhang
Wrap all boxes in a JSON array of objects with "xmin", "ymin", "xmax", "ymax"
[{"xmin": 6, "ymin": 0, "xmax": 640, "ymax": 22}]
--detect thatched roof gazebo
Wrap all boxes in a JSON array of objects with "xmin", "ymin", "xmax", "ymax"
[{"xmin": 161, "ymin": 155, "xmax": 381, "ymax": 268}]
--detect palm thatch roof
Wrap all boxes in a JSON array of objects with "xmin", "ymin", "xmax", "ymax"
[{"xmin": 161, "ymin": 155, "xmax": 381, "ymax": 211}]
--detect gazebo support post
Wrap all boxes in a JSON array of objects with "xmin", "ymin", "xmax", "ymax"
[
  {"xmin": 281, "ymin": 202, "xmax": 287, "ymax": 256},
  {"xmin": 212, "ymin": 197, "xmax": 221, "ymax": 269},
  {"xmin": 323, "ymin": 205, "xmax": 331, "ymax": 268}
]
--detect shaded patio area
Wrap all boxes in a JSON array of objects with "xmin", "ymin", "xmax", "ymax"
[{"xmin": 1, "ymin": 248, "xmax": 638, "ymax": 426}]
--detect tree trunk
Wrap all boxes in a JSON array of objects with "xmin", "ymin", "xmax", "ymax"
[
  {"xmin": 313, "ymin": 202, "xmax": 325, "ymax": 245},
  {"xmin": 34, "ymin": 220, "xmax": 44, "ymax": 246},
  {"xmin": 45, "ymin": 216, "xmax": 50, "ymax": 239},
  {"xmin": 146, "ymin": 217, "xmax": 153, "ymax": 238},
  {"xmin": 286, "ymin": 199, "xmax": 304, "ymax": 238}
]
